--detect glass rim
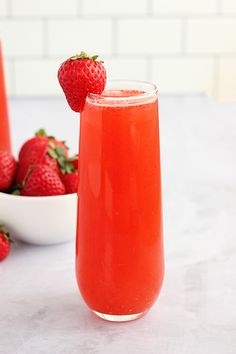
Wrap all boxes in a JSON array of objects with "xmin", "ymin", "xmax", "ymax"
[{"xmin": 87, "ymin": 80, "xmax": 158, "ymax": 102}]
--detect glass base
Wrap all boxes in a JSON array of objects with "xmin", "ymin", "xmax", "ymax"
[{"xmin": 92, "ymin": 311, "xmax": 146, "ymax": 322}]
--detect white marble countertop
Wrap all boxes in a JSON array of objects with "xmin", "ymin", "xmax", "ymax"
[{"xmin": 1, "ymin": 96, "xmax": 236, "ymax": 353}]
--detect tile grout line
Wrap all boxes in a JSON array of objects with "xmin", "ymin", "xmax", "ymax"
[
  {"xmin": 77, "ymin": 0, "xmax": 83, "ymax": 16},
  {"xmin": 2, "ymin": 14, "xmax": 236, "ymax": 21},
  {"xmin": 216, "ymin": 0, "xmax": 222, "ymax": 15},
  {"xmin": 6, "ymin": 0, "xmax": 12, "ymax": 18},
  {"xmin": 147, "ymin": 0, "xmax": 153, "ymax": 16},
  {"xmin": 5, "ymin": 53, "xmax": 236, "ymax": 62},
  {"xmin": 42, "ymin": 18, "xmax": 48, "ymax": 58},
  {"xmin": 111, "ymin": 17, "xmax": 118, "ymax": 58},
  {"xmin": 181, "ymin": 17, "xmax": 187, "ymax": 54}
]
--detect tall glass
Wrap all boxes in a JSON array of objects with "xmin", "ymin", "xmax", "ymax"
[
  {"xmin": 0, "ymin": 42, "xmax": 11, "ymax": 152},
  {"xmin": 76, "ymin": 81, "xmax": 164, "ymax": 322}
]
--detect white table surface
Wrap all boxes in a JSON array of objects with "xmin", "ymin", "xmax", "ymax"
[{"xmin": 1, "ymin": 96, "xmax": 236, "ymax": 354}]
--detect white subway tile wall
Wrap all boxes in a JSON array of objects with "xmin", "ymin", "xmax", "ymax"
[
  {"xmin": 14, "ymin": 59, "xmax": 61, "ymax": 96},
  {"xmin": 105, "ymin": 58, "xmax": 148, "ymax": 81},
  {"xmin": 117, "ymin": 19, "xmax": 182, "ymax": 54},
  {"xmin": 11, "ymin": 0, "xmax": 77, "ymax": 17},
  {"xmin": 83, "ymin": 0, "xmax": 148, "ymax": 15},
  {"xmin": 222, "ymin": 0, "xmax": 236, "ymax": 14},
  {"xmin": 186, "ymin": 18, "xmax": 236, "ymax": 54},
  {"xmin": 153, "ymin": 0, "xmax": 217, "ymax": 15},
  {"xmin": 48, "ymin": 19, "xmax": 113, "ymax": 56},
  {"xmin": 0, "ymin": 0, "xmax": 8, "ymax": 17},
  {"xmin": 11, "ymin": 0, "xmax": 78, "ymax": 17},
  {"xmin": 152, "ymin": 58, "xmax": 215, "ymax": 95},
  {"xmin": 0, "ymin": 0, "xmax": 235, "ymax": 100},
  {"xmin": 0, "ymin": 20, "xmax": 43, "ymax": 57}
]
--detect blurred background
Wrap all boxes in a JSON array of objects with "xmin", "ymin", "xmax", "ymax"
[{"xmin": 0, "ymin": 0, "xmax": 236, "ymax": 101}]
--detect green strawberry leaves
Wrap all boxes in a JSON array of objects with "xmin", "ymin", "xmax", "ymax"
[
  {"xmin": 0, "ymin": 225, "xmax": 13, "ymax": 242},
  {"xmin": 47, "ymin": 141, "xmax": 75, "ymax": 174},
  {"xmin": 35, "ymin": 128, "xmax": 47, "ymax": 137},
  {"xmin": 59, "ymin": 159, "xmax": 75, "ymax": 174},
  {"xmin": 48, "ymin": 149, "xmax": 57, "ymax": 159},
  {"xmin": 70, "ymin": 51, "xmax": 104, "ymax": 63},
  {"xmin": 5, "ymin": 183, "xmax": 23, "ymax": 195},
  {"xmin": 55, "ymin": 146, "xmax": 66, "ymax": 157}
]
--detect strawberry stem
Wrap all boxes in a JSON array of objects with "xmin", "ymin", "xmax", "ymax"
[
  {"xmin": 0, "ymin": 225, "xmax": 13, "ymax": 242},
  {"xmin": 5, "ymin": 183, "xmax": 22, "ymax": 195},
  {"xmin": 35, "ymin": 128, "xmax": 47, "ymax": 137},
  {"xmin": 47, "ymin": 143, "xmax": 75, "ymax": 174},
  {"xmin": 69, "ymin": 51, "xmax": 104, "ymax": 63}
]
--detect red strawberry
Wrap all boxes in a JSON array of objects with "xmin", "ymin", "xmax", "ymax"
[
  {"xmin": 0, "ymin": 225, "xmax": 12, "ymax": 261},
  {"xmin": 18, "ymin": 129, "xmax": 48, "ymax": 161},
  {"xmin": 61, "ymin": 171, "xmax": 79, "ymax": 194},
  {"xmin": 58, "ymin": 51, "xmax": 106, "ymax": 112},
  {"xmin": 67, "ymin": 155, "xmax": 79, "ymax": 170},
  {"xmin": 0, "ymin": 150, "xmax": 17, "ymax": 191},
  {"xmin": 21, "ymin": 164, "xmax": 66, "ymax": 196},
  {"xmin": 16, "ymin": 141, "xmax": 58, "ymax": 184},
  {"xmin": 19, "ymin": 129, "xmax": 68, "ymax": 162},
  {"xmin": 16, "ymin": 139, "xmax": 69, "ymax": 184}
]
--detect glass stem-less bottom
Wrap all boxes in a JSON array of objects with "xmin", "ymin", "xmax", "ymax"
[{"xmin": 92, "ymin": 310, "xmax": 147, "ymax": 322}]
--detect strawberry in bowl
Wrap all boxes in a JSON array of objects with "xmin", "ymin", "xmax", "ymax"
[
  {"xmin": 0, "ymin": 225, "xmax": 12, "ymax": 261},
  {"xmin": 0, "ymin": 150, "xmax": 17, "ymax": 191},
  {"xmin": 0, "ymin": 129, "xmax": 78, "ymax": 245}
]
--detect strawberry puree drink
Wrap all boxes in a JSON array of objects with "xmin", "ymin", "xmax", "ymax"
[
  {"xmin": 76, "ymin": 81, "xmax": 164, "ymax": 321},
  {"xmin": 0, "ymin": 42, "xmax": 11, "ymax": 151}
]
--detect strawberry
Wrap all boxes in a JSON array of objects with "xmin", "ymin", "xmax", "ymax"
[
  {"xmin": 58, "ymin": 51, "xmax": 106, "ymax": 112},
  {"xmin": 61, "ymin": 171, "xmax": 79, "ymax": 194},
  {"xmin": 21, "ymin": 164, "xmax": 66, "ymax": 196},
  {"xmin": 18, "ymin": 129, "xmax": 48, "ymax": 161},
  {"xmin": 58, "ymin": 154, "xmax": 79, "ymax": 193},
  {"xmin": 0, "ymin": 225, "xmax": 12, "ymax": 261},
  {"xmin": 16, "ymin": 141, "xmax": 58, "ymax": 184},
  {"xmin": 19, "ymin": 129, "xmax": 68, "ymax": 162},
  {"xmin": 67, "ymin": 155, "xmax": 79, "ymax": 171},
  {"xmin": 16, "ymin": 135, "xmax": 69, "ymax": 184},
  {"xmin": 0, "ymin": 150, "xmax": 17, "ymax": 191}
]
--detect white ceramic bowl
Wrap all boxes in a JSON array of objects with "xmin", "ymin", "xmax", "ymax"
[{"xmin": 0, "ymin": 192, "xmax": 77, "ymax": 245}]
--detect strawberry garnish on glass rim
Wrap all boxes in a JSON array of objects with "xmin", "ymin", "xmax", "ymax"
[{"xmin": 57, "ymin": 51, "xmax": 107, "ymax": 113}]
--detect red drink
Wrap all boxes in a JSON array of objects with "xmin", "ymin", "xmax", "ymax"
[
  {"xmin": 0, "ymin": 42, "xmax": 11, "ymax": 152},
  {"xmin": 76, "ymin": 81, "xmax": 164, "ymax": 321}
]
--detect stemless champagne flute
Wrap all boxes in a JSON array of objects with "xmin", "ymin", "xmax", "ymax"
[{"xmin": 76, "ymin": 81, "xmax": 164, "ymax": 322}]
